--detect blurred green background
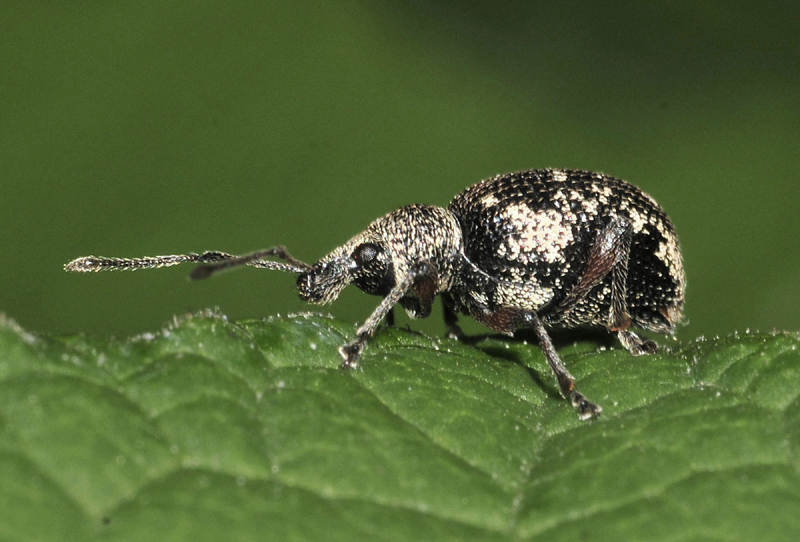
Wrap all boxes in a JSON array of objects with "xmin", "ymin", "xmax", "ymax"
[{"xmin": 2, "ymin": 1, "xmax": 798, "ymax": 340}]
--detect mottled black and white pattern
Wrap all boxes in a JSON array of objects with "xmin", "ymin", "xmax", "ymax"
[
  {"xmin": 448, "ymin": 169, "xmax": 684, "ymax": 335},
  {"xmin": 65, "ymin": 168, "xmax": 685, "ymax": 419}
]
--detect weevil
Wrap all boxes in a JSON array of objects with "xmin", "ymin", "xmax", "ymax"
[{"xmin": 66, "ymin": 169, "xmax": 685, "ymax": 419}]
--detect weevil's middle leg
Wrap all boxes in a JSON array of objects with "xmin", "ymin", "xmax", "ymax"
[
  {"xmin": 384, "ymin": 307, "xmax": 395, "ymax": 328},
  {"xmin": 467, "ymin": 303, "xmax": 602, "ymax": 420},
  {"xmin": 525, "ymin": 311, "xmax": 602, "ymax": 420}
]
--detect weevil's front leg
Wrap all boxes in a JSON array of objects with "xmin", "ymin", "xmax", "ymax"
[{"xmin": 339, "ymin": 261, "xmax": 439, "ymax": 368}]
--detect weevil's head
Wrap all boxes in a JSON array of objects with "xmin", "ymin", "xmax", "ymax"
[
  {"xmin": 296, "ymin": 230, "xmax": 393, "ymax": 304},
  {"xmin": 296, "ymin": 204, "xmax": 463, "ymax": 305}
]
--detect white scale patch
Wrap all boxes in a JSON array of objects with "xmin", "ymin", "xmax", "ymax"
[
  {"xmin": 552, "ymin": 169, "xmax": 569, "ymax": 183},
  {"xmin": 499, "ymin": 204, "xmax": 574, "ymax": 264},
  {"xmin": 655, "ymin": 235, "xmax": 684, "ymax": 285},
  {"xmin": 495, "ymin": 280, "xmax": 553, "ymax": 311},
  {"xmin": 582, "ymin": 197, "xmax": 599, "ymax": 216},
  {"xmin": 626, "ymin": 207, "xmax": 648, "ymax": 233},
  {"xmin": 480, "ymin": 193, "xmax": 499, "ymax": 207},
  {"xmin": 470, "ymin": 289, "xmax": 489, "ymax": 306}
]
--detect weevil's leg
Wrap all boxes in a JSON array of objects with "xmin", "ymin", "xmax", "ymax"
[
  {"xmin": 600, "ymin": 221, "xmax": 658, "ymax": 355},
  {"xmin": 441, "ymin": 293, "xmax": 464, "ymax": 339},
  {"xmin": 413, "ymin": 266, "xmax": 438, "ymax": 317},
  {"xmin": 385, "ymin": 308, "xmax": 395, "ymax": 328},
  {"xmin": 524, "ymin": 311, "xmax": 602, "ymax": 420},
  {"xmin": 340, "ymin": 261, "xmax": 438, "ymax": 368},
  {"xmin": 551, "ymin": 216, "xmax": 633, "ymax": 323},
  {"xmin": 548, "ymin": 215, "xmax": 657, "ymax": 358},
  {"xmin": 190, "ymin": 246, "xmax": 311, "ymax": 279},
  {"xmin": 466, "ymin": 303, "xmax": 601, "ymax": 419}
]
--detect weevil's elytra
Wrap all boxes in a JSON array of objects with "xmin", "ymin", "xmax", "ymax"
[{"xmin": 65, "ymin": 169, "xmax": 685, "ymax": 420}]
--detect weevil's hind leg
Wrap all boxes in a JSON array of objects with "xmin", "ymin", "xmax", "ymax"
[
  {"xmin": 524, "ymin": 312, "xmax": 602, "ymax": 420},
  {"xmin": 599, "ymin": 220, "xmax": 659, "ymax": 356},
  {"xmin": 340, "ymin": 261, "xmax": 439, "ymax": 368},
  {"xmin": 550, "ymin": 216, "xmax": 657, "ymax": 357},
  {"xmin": 551, "ymin": 216, "xmax": 633, "ymax": 322}
]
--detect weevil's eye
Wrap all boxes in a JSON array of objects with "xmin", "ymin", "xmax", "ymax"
[
  {"xmin": 351, "ymin": 243, "xmax": 394, "ymax": 296},
  {"xmin": 353, "ymin": 243, "xmax": 380, "ymax": 267}
]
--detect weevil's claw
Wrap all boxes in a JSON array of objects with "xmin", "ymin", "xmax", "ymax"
[
  {"xmin": 640, "ymin": 340, "xmax": 658, "ymax": 355},
  {"xmin": 446, "ymin": 324, "xmax": 464, "ymax": 341},
  {"xmin": 570, "ymin": 390, "xmax": 602, "ymax": 420},
  {"xmin": 618, "ymin": 330, "xmax": 659, "ymax": 356},
  {"xmin": 338, "ymin": 340, "xmax": 364, "ymax": 369}
]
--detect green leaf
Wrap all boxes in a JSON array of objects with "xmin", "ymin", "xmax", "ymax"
[{"xmin": 1, "ymin": 312, "xmax": 798, "ymax": 541}]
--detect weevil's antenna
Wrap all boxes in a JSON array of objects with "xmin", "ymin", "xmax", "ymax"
[
  {"xmin": 189, "ymin": 247, "xmax": 311, "ymax": 279},
  {"xmin": 64, "ymin": 247, "xmax": 311, "ymax": 279}
]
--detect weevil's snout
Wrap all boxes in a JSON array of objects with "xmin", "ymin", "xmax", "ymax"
[
  {"xmin": 296, "ymin": 227, "xmax": 391, "ymax": 304},
  {"xmin": 297, "ymin": 259, "xmax": 350, "ymax": 304}
]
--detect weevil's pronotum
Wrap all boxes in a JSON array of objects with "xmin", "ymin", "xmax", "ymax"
[{"xmin": 66, "ymin": 169, "xmax": 685, "ymax": 419}]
